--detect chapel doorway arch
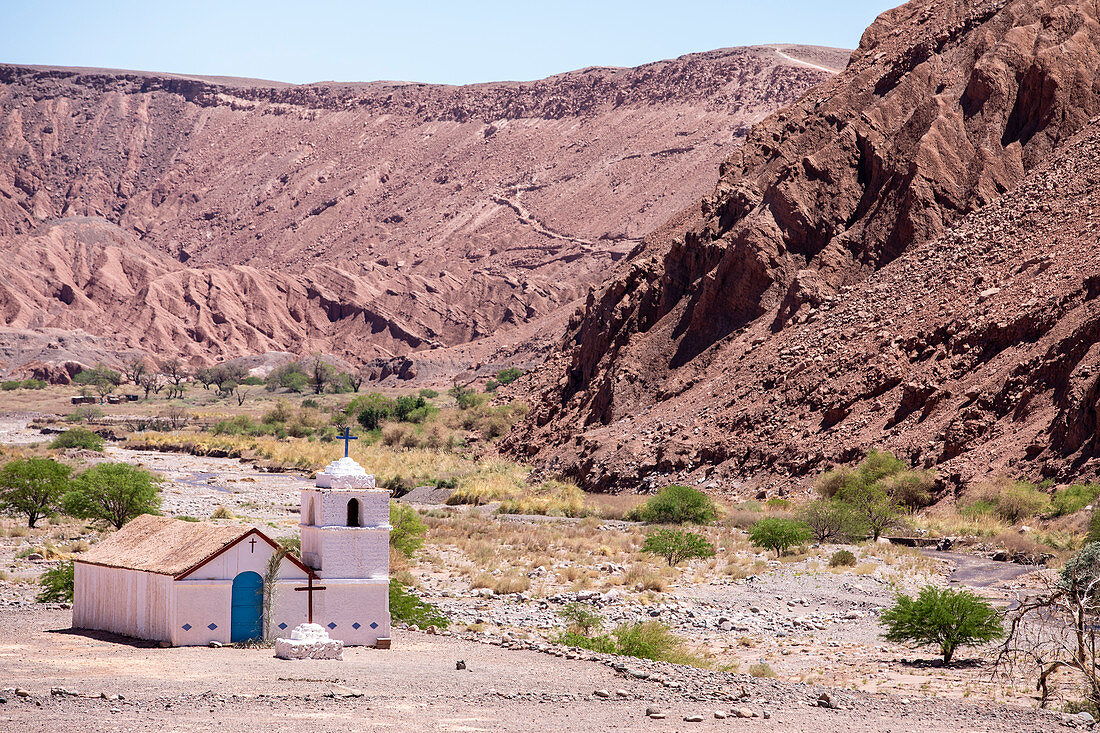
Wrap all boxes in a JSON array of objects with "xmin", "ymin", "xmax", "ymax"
[{"xmin": 230, "ymin": 571, "xmax": 263, "ymax": 642}]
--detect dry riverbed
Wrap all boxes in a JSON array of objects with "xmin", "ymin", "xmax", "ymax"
[{"xmin": 0, "ymin": 415, "xmax": 1082, "ymax": 730}]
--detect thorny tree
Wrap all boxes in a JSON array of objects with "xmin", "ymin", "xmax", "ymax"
[{"xmin": 998, "ymin": 542, "xmax": 1100, "ymax": 708}]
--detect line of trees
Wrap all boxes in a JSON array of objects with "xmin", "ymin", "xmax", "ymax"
[{"xmin": 0, "ymin": 456, "xmax": 161, "ymax": 529}]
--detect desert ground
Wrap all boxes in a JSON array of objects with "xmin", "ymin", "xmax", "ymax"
[{"xmin": 0, "ymin": 413, "xmax": 1085, "ymax": 731}]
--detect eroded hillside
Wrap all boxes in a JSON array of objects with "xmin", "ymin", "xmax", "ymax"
[
  {"xmin": 509, "ymin": 0, "xmax": 1100, "ymax": 493},
  {"xmin": 0, "ymin": 46, "xmax": 842, "ymax": 374}
]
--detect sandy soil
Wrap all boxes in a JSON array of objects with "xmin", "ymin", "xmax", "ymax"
[{"xmin": 0, "ymin": 608, "xmax": 1074, "ymax": 733}]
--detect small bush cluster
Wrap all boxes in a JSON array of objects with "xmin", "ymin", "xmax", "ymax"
[
  {"xmin": 642, "ymin": 528, "xmax": 716, "ymax": 566},
  {"xmin": 37, "ymin": 561, "xmax": 74, "ymax": 603},
  {"xmin": 50, "ymin": 428, "xmax": 105, "ymax": 452},
  {"xmin": 389, "ymin": 579, "xmax": 449, "ymax": 629},
  {"xmin": 210, "ymin": 402, "xmax": 336, "ymax": 442},
  {"xmin": 748, "ymin": 517, "xmax": 811, "ymax": 557},
  {"xmin": 1050, "ymin": 484, "xmax": 1100, "ymax": 517},
  {"xmin": 963, "ymin": 476, "xmax": 1050, "ymax": 523},
  {"xmin": 808, "ymin": 450, "xmax": 929, "ymax": 541},
  {"xmin": 829, "ymin": 549, "xmax": 858, "ymax": 567},
  {"xmin": 1, "ymin": 379, "xmax": 47, "ymax": 391},
  {"xmin": 349, "ymin": 392, "xmax": 438, "ymax": 430},
  {"xmin": 556, "ymin": 616, "xmax": 701, "ymax": 665},
  {"xmin": 628, "ymin": 485, "xmax": 718, "ymax": 525},
  {"xmin": 0, "ymin": 457, "xmax": 161, "ymax": 530}
]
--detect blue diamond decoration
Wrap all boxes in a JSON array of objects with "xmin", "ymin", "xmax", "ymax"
[
  {"xmin": 327, "ymin": 622, "xmax": 337, "ymax": 630},
  {"xmin": 369, "ymin": 622, "xmax": 378, "ymax": 630},
  {"xmin": 181, "ymin": 623, "xmax": 192, "ymax": 631},
  {"xmin": 208, "ymin": 623, "xmax": 218, "ymax": 631},
  {"xmin": 352, "ymin": 622, "xmax": 361, "ymax": 630},
  {"xmin": 278, "ymin": 622, "xmax": 287, "ymax": 630}
]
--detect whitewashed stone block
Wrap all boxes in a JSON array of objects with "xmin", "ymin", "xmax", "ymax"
[{"xmin": 274, "ymin": 623, "xmax": 344, "ymax": 660}]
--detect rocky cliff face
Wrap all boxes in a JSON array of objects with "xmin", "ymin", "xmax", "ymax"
[
  {"xmin": 509, "ymin": 0, "xmax": 1100, "ymax": 493},
  {"xmin": 0, "ymin": 46, "xmax": 841, "ymax": 374}
]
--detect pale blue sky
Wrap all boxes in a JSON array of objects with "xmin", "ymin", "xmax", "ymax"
[{"xmin": 2, "ymin": 1, "xmax": 899, "ymax": 85}]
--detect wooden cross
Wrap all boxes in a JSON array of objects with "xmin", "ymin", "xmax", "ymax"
[
  {"xmin": 248, "ymin": 537, "xmax": 257, "ymax": 553},
  {"xmin": 293, "ymin": 576, "xmax": 327, "ymax": 624},
  {"xmin": 339, "ymin": 426, "xmax": 358, "ymax": 458}
]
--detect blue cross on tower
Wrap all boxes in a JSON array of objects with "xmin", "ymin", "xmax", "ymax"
[{"xmin": 339, "ymin": 426, "xmax": 358, "ymax": 457}]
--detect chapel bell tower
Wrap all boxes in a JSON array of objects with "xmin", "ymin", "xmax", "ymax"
[{"xmin": 299, "ymin": 454, "xmax": 390, "ymax": 579}]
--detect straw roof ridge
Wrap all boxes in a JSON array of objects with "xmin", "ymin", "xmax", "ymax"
[{"xmin": 77, "ymin": 514, "xmax": 252, "ymax": 576}]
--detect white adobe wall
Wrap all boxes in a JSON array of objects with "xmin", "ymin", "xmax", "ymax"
[
  {"xmin": 312, "ymin": 578, "xmax": 390, "ymax": 646},
  {"xmin": 301, "ymin": 488, "xmax": 388, "ymax": 529},
  {"xmin": 172, "ymin": 538, "xmax": 309, "ymax": 647},
  {"xmin": 301, "ymin": 525, "xmax": 389, "ymax": 577},
  {"xmin": 73, "ymin": 563, "xmax": 174, "ymax": 643}
]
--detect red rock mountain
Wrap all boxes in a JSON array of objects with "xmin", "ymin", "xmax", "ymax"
[
  {"xmin": 0, "ymin": 46, "xmax": 843, "ymax": 375},
  {"xmin": 509, "ymin": 0, "xmax": 1100, "ymax": 494}
]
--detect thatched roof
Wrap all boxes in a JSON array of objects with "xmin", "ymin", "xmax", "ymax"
[{"xmin": 76, "ymin": 514, "xmax": 314, "ymax": 578}]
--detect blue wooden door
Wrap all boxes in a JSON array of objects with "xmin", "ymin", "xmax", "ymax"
[{"xmin": 231, "ymin": 571, "xmax": 263, "ymax": 642}]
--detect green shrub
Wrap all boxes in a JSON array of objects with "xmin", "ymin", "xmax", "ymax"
[
  {"xmin": 835, "ymin": 480, "xmax": 901, "ymax": 540},
  {"xmin": 964, "ymin": 477, "xmax": 1049, "ymax": 523},
  {"xmin": 449, "ymin": 385, "xmax": 486, "ymax": 410},
  {"xmin": 1, "ymin": 381, "xmax": 20, "ymax": 391},
  {"xmin": 0, "ymin": 457, "xmax": 72, "ymax": 527},
  {"xmin": 556, "ymin": 629, "xmax": 618, "ymax": 654},
  {"xmin": 816, "ymin": 451, "xmax": 933, "ymax": 511},
  {"xmin": 629, "ymin": 484, "xmax": 718, "ymax": 524},
  {"xmin": 63, "ymin": 462, "xmax": 162, "ymax": 529},
  {"xmin": 1051, "ymin": 484, "xmax": 1100, "ymax": 517},
  {"xmin": 829, "ymin": 549, "xmax": 857, "ymax": 567},
  {"xmin": 880, "ymin": 586, "xmax": 1004, "ymax": 663},
  {"xmin": 496, "ymin": 367, "xmax": 523, "ymax": 386},
  {"xmin": 613, "ymin": 621, "xmax": 691, "ymax": 662},
  {"xmin": 418, "ymin": 388, "xmax": 439, "ymax": 400},
  {"xmin": 642, "ymin": 528, "xmax": 716, "ymax": 566},
  {"xmin": 50, "ymin": 428, "xmax": 105, "ymax": 452},
  {"xmin": 37, "ymin": 561, "xmax": 74, "ymax": 603},
  {"xmin": 1089, "ymin": 510, "xmax": 1100, "ymax": 545},
  {"xmin": 390, "ymin": 503, "xmax": 426, "ymax": 558},
  {"xmin": 748, "ymin": 517, "xmax": 812, "ymax": 557},
  {"xmin": 883, "ymin": 470, "xmax": 937, "ymax": 510},
  {"xmin": 557, "ymin": 603, "xmax": 604, "ymax": 635},
  {"xmin": 801, "ymin": 499, "xmax": 859, "ymax": 543},
  {"xmin": 765, "ymin": 497, "xmax": 791, "ymax": 510},
  {"xmin": 559, "ymin": 620, "xmax": 696, "ymax": 664},
  {"xmin": 72, "ymin": 364, "xmax": 122, "ymax": 398},
  {"xmin": 389, "ymin": 579, "xmax": 448, "ymax": 629},
  {"xmin": 860, "ymin": 450, "xmax": 907, "ymax": 483},
  {"xmin": 815, "ymin": 467, "xmax": 854, "ymax": 499}
]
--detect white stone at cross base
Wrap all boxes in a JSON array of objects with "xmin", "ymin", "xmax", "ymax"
[
  {"xmin": 315, "ymin": 456, "xmax": 377, "ymax": 490},
  {"xmin": 274, "ymin": 623, "xmax": 344, "ymax": 660}
]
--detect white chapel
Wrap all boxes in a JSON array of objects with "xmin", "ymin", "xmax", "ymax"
[{"xmin": 73, "ymin": 453, "xmax": 391, "ymax": 647}]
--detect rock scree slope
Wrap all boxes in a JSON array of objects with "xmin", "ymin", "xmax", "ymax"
[
  {"xmin": 507, "ymin": 0, "xmax": 1100, "ymax": 493},
  {"xmin": 0, "ymin": 46, "xmax": 843, "ymax": 374}
]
